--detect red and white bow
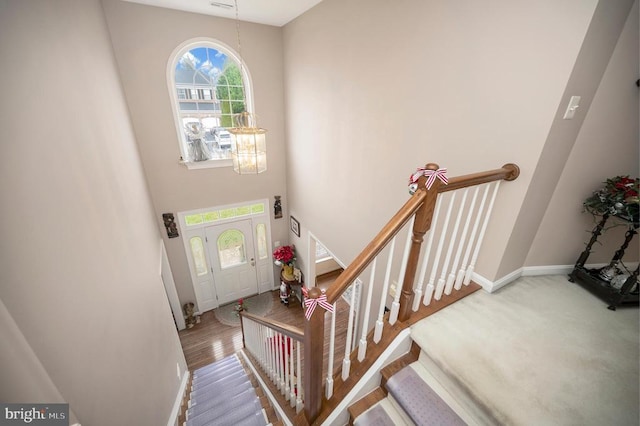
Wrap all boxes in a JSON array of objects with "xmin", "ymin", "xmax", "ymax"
[
  {"xmin": 302, "ymin": 287, "xmax": 334, "ymax": 320},
  {"xmin": 409, "ymin": 167, "xmax": 448, "ymax": 190}
]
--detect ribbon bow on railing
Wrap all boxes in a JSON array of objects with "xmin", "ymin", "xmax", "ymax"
[
  {"xmin": 409, "ymin": 167, "xmax": 449, "ymax": 190},
  {"xmin": 302, "ymin": 287, "xmax": 334, "ymax": 320}
]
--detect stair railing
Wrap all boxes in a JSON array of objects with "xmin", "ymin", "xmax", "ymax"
[
  {"xmin": 241, "ymin": 311, "xmax": 305, "ymax": 414},
  {"xmin": 303, "ymin": 162, "xmax": 520, "ymax": 424}
]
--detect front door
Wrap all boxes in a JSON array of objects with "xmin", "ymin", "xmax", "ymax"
[{"xmin": 205, "ymin": 219, "xmax": 259, "ymax": 305}]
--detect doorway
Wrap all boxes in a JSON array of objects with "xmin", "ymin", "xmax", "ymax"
[
  {"xmin": 205, "ymin": 219, "xmax": 258, "ymax": 305},
  {"xmin": 179, "ymin": 200, "xmax": 274, "ymax": 313}
]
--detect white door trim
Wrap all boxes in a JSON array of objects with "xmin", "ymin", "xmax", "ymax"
[
  {"xmin": 178, "ymin": 199, "xmax": 274, "ymax": 313},
  {"xmin": 160, "ymin": 241, "xmax": 186, "ymax": 330}
]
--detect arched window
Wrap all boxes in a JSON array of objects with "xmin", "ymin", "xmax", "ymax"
[{"xmin": 167, "ymin": 38, "xmax": 254, "ymax": 168}]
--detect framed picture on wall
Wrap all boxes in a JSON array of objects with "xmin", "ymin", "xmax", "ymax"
[{"xmin": 290, "ymin": 216, "xmax": 300, "ymax": 237}]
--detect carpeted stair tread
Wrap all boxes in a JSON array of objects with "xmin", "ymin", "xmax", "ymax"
[
  {"xmin": 193, "ymin": 355, "xmax": 241, "ymax": 376},
  {"xmin": 229, "ymin": 409, "xmax": 269, "ymax": 426},
  {"xmin": 186, "ymin": 397, "xmax": 265, "ymax": 426},
  {"xmin": 188, "ymin": 386, "xmax": 257, "ymax": 418},
  {"xmin": 386, "ymin": 364, "xmax": 465, "ymax": 426},
  {"xmin": 192, "ymin": 365, "xmax": 244, "ymax": 387},
  {"xmin": 188, "ymin": 392, "xmax": 261, "ymax": 423},
  {"xmin": 193, "ymin": 361, "xmax": 243, "ymax": 379},
  {"xmin": 184, "ymin": 354, "xmax": 270, "ymax": 426},
  {"xmin": 190, "ymin": 373, "xmax": 251, "ymax": 401},
  {"xmin": 191, "ymin": 371, "xmax": 250, "ymax": 393},
  {"xmin": 353, "ymin": 403, "xmax": 395, "ymax": 426},
  {"xmin": 188, "ymin": 379, "xmax": 253, "ymax": 409}
]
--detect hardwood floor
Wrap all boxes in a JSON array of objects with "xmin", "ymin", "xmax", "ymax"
[
  {"xmin": 178, "ymin": 283, "xmax": 350, "ymax": 374},
  {"xmin": 179, "ymin": 290, "xmax": 300, "ymax": 371}
]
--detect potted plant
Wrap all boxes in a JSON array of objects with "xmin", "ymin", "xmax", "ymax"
[{"xmin": 273, "ymin": 245, "xmax": 296, "ymax": 281}]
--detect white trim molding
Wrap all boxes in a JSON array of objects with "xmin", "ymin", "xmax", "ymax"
[
  {"xmin": 167, "ymin": 370, "xmax": 190, "ymax": 426},
  {"xmin": 472, "ymin": 262, "xmax": 639, "ymax": 293}
]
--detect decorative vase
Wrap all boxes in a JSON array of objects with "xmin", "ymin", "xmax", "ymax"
[{"xmin": 282, "ymin": 264, "xmax": 295, "ymax": 281}]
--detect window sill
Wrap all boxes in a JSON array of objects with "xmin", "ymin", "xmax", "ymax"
[{"xmin": 180, "ymin": 158, "xmax": 233, "ymax": 170}]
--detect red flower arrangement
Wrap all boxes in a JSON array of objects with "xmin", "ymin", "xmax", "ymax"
[
  {"xmin": 273, "ymin": 245, "xmax": 295, "ymax": 266},
  {"xmin": 584, "ymin": 175, "xmax": 639, "ymax": 224}
]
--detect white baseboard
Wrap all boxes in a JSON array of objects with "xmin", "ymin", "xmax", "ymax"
[
  {"xmin": 167, "ymin": 370, "xmax": 190, "ymax": 426},
  {"xmin": 472, "ymin": 261, "xmax": 639, "ymax": 293}
]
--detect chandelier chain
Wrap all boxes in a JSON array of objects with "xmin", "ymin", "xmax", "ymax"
[{"xmin": 234, "ymin": 0, "xmax": 247, "ymax": 110}]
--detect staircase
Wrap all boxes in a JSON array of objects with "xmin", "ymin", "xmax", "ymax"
[
  {"xmin": 238, "ymin": 162, "xmax": 521, "ymax": 424},
  {"xmin": 348, "ymin": 342, "xmax": 475, "ymax": 426},
  {"xmin": 182, "ymin": 354, "xmax": 282, "ymax": 426}
]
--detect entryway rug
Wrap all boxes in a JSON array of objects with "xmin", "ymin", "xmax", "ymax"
[{"xmin": 214, "ymin": 292, "xmax": 273, "ymax": 327}]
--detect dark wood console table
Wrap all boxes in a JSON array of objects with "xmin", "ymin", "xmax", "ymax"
[
  {"xmin": 568, "ymin": 213, "xmax": 639, "ymax": 310},
  {"xmin": 281, "ymin": 271, "xmax": 304, "ymax": 307}
]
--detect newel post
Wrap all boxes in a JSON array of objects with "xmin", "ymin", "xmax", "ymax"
[
  {"xmin": 398, "ymin": 163, "xmax": 442, "ymax": 322},
  {"xmin": 303, "ymin": 287, "xmax": 325, "ymax": 424}
]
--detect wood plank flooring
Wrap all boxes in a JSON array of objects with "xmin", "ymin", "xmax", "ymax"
[{"xmin": 179, "ymin": 280, "xmax": 350, "ymax": 374}]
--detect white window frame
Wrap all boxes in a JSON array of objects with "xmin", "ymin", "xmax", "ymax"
[{"xmin": 167, "ymin": 37, "xmax": 256, "ymax": 170}]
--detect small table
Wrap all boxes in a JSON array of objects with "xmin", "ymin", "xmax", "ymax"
[
  {"xmin": 568, "ymin": 213, "xmax": 639, "ymax": 310},
  {"xmin": 280, "ymin": 271, "xmax": 304, "ymax": 307}
]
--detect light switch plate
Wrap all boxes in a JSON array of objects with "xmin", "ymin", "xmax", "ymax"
[{"xmin": 563, "ymin": 96, "xmax": 581, "ymax": 120}]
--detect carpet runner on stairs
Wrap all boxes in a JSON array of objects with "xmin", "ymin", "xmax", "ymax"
[
  {"xmin": 185, "ymin": 355, "xmax": 269, "ymax": 426},
  {"xmin": 354, "ymin": 364, "xmax": 465, "ymax": 426}
]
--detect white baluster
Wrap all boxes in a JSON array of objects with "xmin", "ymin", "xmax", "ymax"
[
  {"xmin": 261, "ymin": 325, "xmax": 268, "ymax": 371},
  {"xmin": 247, "ymin": 320, "xmax": 254, "ymax": 355},
  {"xmin": 458, "ymin": 185, "xmax": 489, "ymax": 288},
  {"xmin": 326, "ymin": 302, "xmax": 336, "ymax": 399},
  {"xmin": 453, "ymin": 187, "xmax": 480, "ymax": 290},
  {"xmin": 444, "ymin": 190, "xmax": 468, "ymax": 295},
  {"xmin": 267, "ymin": 328, "xmax": 275, "ymax": 381},
  {"xmin": 296, "ymin": 341, "xmax": 303, "ymax": 414},
  {"xmin": 274, "ymin": 332, "xmax": 282, "ymax": 391},
  {"xmin": 284, "ymin": 336, "xmax": 290, "ymax": 400},
  {"xmin": 278, "ymin": 333, "xmax": 287, "ymax": 395},
  {"xmin": 465, "ymin": 181, "xmax": 501, "ymax": 284},
  {"xmin": 418, "ymin": 198, "xmax": 442, "ymax": 307},
  {"xmin": 433, "ymin": 193, "xmax": 456, "ymax": 300},
  {"xmin": 358, "ymin": 259, "xmax": 377, "ymax": 361},
  {"xmin": 374, "ymin": 238, "xmax": 395, "ymax": 343},
  {"xmin": 255, "ymin": 324, "xmax": 263, "ymax": 370},
  {"xmin": 389, "ymin": 216, "xmax": 415, "ymax": 325},
  {"xmin": 342, "ymin": 281, "xmax": 358, "ymax": 381}
]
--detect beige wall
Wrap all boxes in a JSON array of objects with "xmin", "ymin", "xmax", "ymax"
[
  {"xmin": 497, "ymin": 0, "xmax": 636, "ymax": 276},
  {"xmin": 282, "ymin": 0, "xmax": 615, "ymax": 281},
  {"xmin": 101, "ymin": 0, "xmax": 289, "ymax": 310},
  {"xmin": 526, "ymin": 0, "xmax": 639, "ymax": 267},
  {"xmin": 0, "ymin": 1, "xmax": 187, "ymax": 424}
]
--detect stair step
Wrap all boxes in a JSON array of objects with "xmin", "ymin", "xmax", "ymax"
[
  {"xmin": 186, "ymin": 397, "xmax": 265, "ymax": 426},
  {"xmin": 192, "ymin": 366, "xmax": 245, "ymax": 389},
  {"xmin": 348, "ymin": 387, "xmax": 386, "ymax": 422},
  {"xmin": 193, "ymin": 354, "xmax": 240, "ymax": 376},
  {"xmin": 188, "ymin": 386, "xmax": 257, "ymax": 419},
  {"xmin": 386, "ymin": 364, "xmax": 465, "ymax": 426},
  {"xmin": 380, "ymin": 341, "xmax": 420, "ymax": 390},
  {"xmin": 190, "ymin": 373, "xmax": 250, "ymax": 402},
  {"xmin": 233, "ymin": 410, "xmax": 270, "ymax": 426},
  {"xmin": 352, "ymin": 401, "xmax": 394, "ymax": 426},
  {"xmin": 188, "ymin": 394, "xmax": 262, "ymax": 424}
]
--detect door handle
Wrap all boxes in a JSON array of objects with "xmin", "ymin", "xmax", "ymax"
[{"xmin": 250, "ymin": 258, "xmax": 255, "ymax": 266}]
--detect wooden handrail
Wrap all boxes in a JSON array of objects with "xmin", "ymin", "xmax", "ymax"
[
  {"xmin": 240, "ymin": 311, "xmax": 304, "ymax": 341},
  {"xmin": 439, "ymin": 163, "xmax": 520, "ymax": 193},
  {"xmin": 324, "ymin": 191, "xmax": 428, "ymax": 304},
  {"xmin": 324, "ymin": 163, "xmax": 519, "ymax": 306},
  {"xmin": 302, "ymin": 162, "xmax": 520, "ymax": 424}
]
